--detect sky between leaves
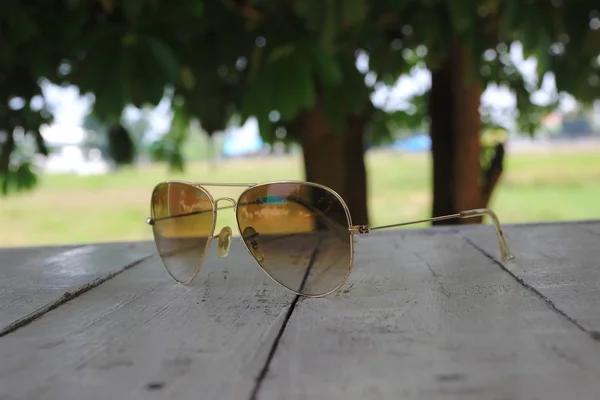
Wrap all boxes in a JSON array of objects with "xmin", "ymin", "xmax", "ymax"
[{"xmin": 40, "ymin": 41, "xmax": 587, "ymax": 146}]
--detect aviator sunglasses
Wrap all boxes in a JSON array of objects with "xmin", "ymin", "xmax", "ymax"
[{"xmin": 146, "ymin": 180, "xmax": 515, "ymax": 298}]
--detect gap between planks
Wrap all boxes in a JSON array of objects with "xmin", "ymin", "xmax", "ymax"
[
  {"xmin": 461, "ymin": 233, "xmax": 600, "ymax": 344},
  {"xmin": 0, "ymin": 249, "xmax": 154, "ymax": 338},
  {"xmin": 256, "ymin": 224, "xmax": 600, "ymax": 399},
  {"xmin": 250, "ymin": 222, "xmax": 600, "ymax": 399},
  {"xmin": 0, "ymin": 243, "xmax": 300, "ymax": 400},
  {"xmin": 249, "ymin": 294, "xmax": 301, "ymax": 400},
  {"xmin": 0, "ymin": 239, "xmax": 301, "ymax": 400}
]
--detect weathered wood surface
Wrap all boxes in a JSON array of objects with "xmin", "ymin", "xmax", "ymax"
[
  {"xmin": 0, "ymin": 221, "xmax": 599, "ymax": 400},
  {"xmin": 0, "ymin": 242, "xmax": 154, "ymax": 337},
  {"xmin": 0, "ymin": 240, "xmax": 296, "ymax": 400},
  {"xmin": 463, "ymin": 221, "xmax": 600, "ymax": 334}
]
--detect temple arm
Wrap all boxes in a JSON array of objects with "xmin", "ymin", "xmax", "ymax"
[{"xmin": 350, "ymin": 208, "xmax": 515, "ymax": 263}]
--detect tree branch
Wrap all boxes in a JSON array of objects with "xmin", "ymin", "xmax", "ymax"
[{"xmin": 481, "ymin": 142, "xmax": 505, "ymax": 208}]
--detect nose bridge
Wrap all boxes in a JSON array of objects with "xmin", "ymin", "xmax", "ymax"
[
  {"xmin": 213, "ymin": 197, "xmax": 237, "ymax": 258},
  {"xmin": 214, "ymin": 197, "xmax": 237, "ymax": 211}
]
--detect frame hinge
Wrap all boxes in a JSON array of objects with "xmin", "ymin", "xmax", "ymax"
[{"xmin": 350, "ymin": 225, "xmax": 371, "ymax": 234}]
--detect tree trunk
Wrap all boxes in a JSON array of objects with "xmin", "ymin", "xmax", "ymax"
[
  {"xmin": 343, "ymin": 111, "xmax": 370, "ymax": 226},
  {"xmin": 428, "ymin": 38, "xmax": 504, "ymax": 225},
  {"xmin": 294, "ymin": 95, "xmax": 370, "ymax": 226},
  {"xmin": 429, "ymin": 52, "xmax": 457, "ymax": 222},
  {"xmin": 450, "ymin": 39, "xmax": 483, "ymax": 219}
]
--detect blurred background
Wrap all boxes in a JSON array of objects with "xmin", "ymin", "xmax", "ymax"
[{"xmin": 1, "ymin": 0, "xmax": 599, "ymax": 247}]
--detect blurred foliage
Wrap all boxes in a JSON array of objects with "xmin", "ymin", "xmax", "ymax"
[{"xmin": 2, "ymin": 0, "xmax": 600, "ymax": 194}]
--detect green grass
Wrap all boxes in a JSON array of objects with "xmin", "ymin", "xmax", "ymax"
[{"xmin": 1, "ymin": 149, "xmax": 599, "ymax": 247}]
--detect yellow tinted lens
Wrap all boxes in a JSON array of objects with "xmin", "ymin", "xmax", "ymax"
[
  {"xmin": 151, "ymin": 182, "xmax": 214, "ymax": 283},
  {"xmin": 236, "ymin": 183, "xmax": 352, "ymax": 296}
]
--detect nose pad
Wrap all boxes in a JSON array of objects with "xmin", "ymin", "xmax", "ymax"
[
  {"xmin": 242, "ymin": 227, "xmax": 264, "ymax": 262},
  {"xmin": 217, "ymin": 226, "xmax": 233, "ymax": 258}
]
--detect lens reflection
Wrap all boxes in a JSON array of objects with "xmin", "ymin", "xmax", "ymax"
[
  {"xmin": 236, "ymin": 182, "xmax": 352, "ymax": 296},
  {"xmin": 151, "ymin": 182, "xmax": 215, "ymax": 283}
]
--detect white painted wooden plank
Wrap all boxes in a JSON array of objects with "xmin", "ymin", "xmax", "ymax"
[
  {"xmin": 257, "ymin": 230, "xmax": 600, "ymax": 400},
  {"xmin": 584, "ymin": 220, "xmax": 600, "ymax": 238},
  {"xmin": 0, "ymin": 241, "xmax": 155, "ymax": 336},
  {"xmin": 463, "ymin": 221, "xmax": 600, "ymax": 333},
  {"xmin": 0, "ymin": 239, "xmax": 296, "ymax": 400},
  {"xmin": 0, "ymin": 243, "xmax": 80, "ymax": 254}
]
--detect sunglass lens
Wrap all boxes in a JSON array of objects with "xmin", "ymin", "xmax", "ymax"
[
  {"xmin": 150, "ymin": 182, "xmax": 215, "ymax": 283},
  {"xmin": 236, "ymin": 183, "xmax": 352, "ymax": 296}
]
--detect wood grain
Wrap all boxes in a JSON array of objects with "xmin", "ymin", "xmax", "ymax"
[
  {"xmin": 463, "ymin": 221, "xmax": 600, "ymax": 334},
  {"xmin": 0, "ymin": 241, "xmax": 155, "ymax": 336},
  {"xmin": 0, "ymin": 239, "xmax": 296, "ymax": 400},
  {"xmin": 257, "ymin": 229, "xmax": 600, "ymax": 400}
]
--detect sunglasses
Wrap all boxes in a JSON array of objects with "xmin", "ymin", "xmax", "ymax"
[{"xmin": 146, "ymin": 180, "xmax": 515, "ymax": 298}]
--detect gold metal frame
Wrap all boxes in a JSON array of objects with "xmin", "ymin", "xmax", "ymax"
[{"xmin": 147, "ymin": 180, "xmax": 515, "ymax": 298}]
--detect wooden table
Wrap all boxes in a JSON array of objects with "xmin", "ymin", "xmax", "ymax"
[{"xmin": 1, "ymin": 221, "xmax": 599, "ymax": 400}]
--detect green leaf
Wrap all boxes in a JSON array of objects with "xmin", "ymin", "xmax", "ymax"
[
  {"xmin": 169, "ymin": 101, "xmax": 190, "ymax": 144},
  {"xmin": 180, "ymin": 65, "xmax": 196, "ymax": 90},
  {"xmin": 534, "ymin": 33, "xmax": 552, "ymax": 81},
  {"xmin": 294, "ymin": 0, "xmax": 340, "ymax": 50},
  {"xmin": 0, "ymin": 160, "xmax": 38, "ymax": 196},
  {"xmin": 256, "ymin": 114, "xmax": 275, "ymax": 143},
  {"xmin": 14, "ymin": 162, "xmax": 38, "ymax": 192},
  {"xmin": 446, "ymin": 0, "xmax": 476, "ymax": 35},
  {"xmin": 290, "ymin": 54, "xmax": 316, "ymax": 112},
  {"xmin": 321, "ymin": 96, "xmax": 346, "ymax": 133},
  {"xmin": 168, "ymin": 149, "xmax": 185, "ymax": 173},
  {"xmin": 0, "ymin": 2, "xmax": 39, "ymax": 45},
  {"xmin": 144, "ymin": 37, "xmax": 180, "ymax": 83},
  {"xmin": 315, "ymin": 52, "xmax": 372, "ymax": 134},
  {"xmin": 339, "ymin": 0, "xmax": 367, "ymax": 27},
  {"xmin": 242, "ymin": 42, "xmax": 317, "ymax": 123},
  {"xmin": 499, "ymin": 0, "xmax": 522, "ymax": 33},
  {"xmin": 305, "ymin": 43, "xmax": 343, "ymax": 85},
  {"xmin": 295, "ymin": 0, "xmax": 329, "ymax": 33}
]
